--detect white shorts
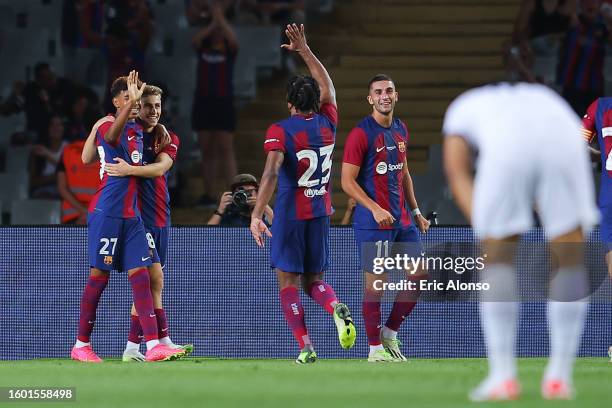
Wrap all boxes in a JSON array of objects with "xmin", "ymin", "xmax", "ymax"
[{"xmin": 472, "ymin": 138, "xmax": 599, "ymax": 240}]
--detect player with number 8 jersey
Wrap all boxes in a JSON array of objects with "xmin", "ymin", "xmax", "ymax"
[{"xmin": 250, "ymin": 24, "xmax": 356, "ymax": 364}]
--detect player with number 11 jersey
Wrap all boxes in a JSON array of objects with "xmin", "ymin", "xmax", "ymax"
[{"xmin": 250, "ymin": 24, "xmax": 356, "ymax": 364}]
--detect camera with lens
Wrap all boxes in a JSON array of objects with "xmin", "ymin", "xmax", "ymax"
[{"xmin": 232, "ymin": 188, "xmax": 253, "ymax": 209}]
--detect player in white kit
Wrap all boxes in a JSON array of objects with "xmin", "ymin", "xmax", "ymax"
[{"xmin": 442, "ymin": 83, "xmax": 599, "ymax": 401}]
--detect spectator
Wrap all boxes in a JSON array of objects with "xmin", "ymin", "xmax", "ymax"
[
  {"xmin": 24, "ymin": 62, "xmax": 76, "ymax": 142},
  {"xmin": 186, "ymin": 0, "xmax": 236, "ymax": 25},
  {"xmin": 65, "ymin": 92, "xmax": 100, "ymax": 142},
  {"xmin": 0, "ymin": 81, "xmax": 25, "ymax": 117},
  {"xmin": 61, "ymin": 0, "xmax": 106, "ymax": 84},
  {"xmin": 56, "ymin": 138, "xmax": 100, "ymax": 225},
  {"xmin": 191, "ymin": 1, "xmax": 239, "ymax": 207},
  {"xmin": 207, "ymin": 174, "xmax": 273, "ymax": 226},
  {"xmin": 505, "ymin": 0, "xmax": 577, "ymax": 83},
  {"xmin": 557, "ymin": 0, "xmax": 612, "ymax": 114},
  {"xmin": 103, "ymin": 0, "xmax": 154, "ymax": 111},
  {"xmin": 29, "ymin": 115, "xmax": 68, "ymax": 199}
]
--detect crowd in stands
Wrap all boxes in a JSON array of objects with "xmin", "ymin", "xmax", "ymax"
[
  {"xmin": 506, "ymin": 0, "xmax": 612, "ymax": 114},
  {"xmin": 0, "ymin": 0, "xmax": 314, "ymax": 224}
]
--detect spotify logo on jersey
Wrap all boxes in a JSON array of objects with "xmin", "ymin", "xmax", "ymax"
[{"xmin": 376, "ymin": 162, "xmax": 388, "ymax": 175}]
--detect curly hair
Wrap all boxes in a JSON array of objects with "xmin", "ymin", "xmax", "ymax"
[{"xmin": 286, "ymin": 75, "xmax": 320, "ymax": 113}]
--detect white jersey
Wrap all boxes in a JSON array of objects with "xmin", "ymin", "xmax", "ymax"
[{"xmin": 442, "ymin": 82, "xmax": 599, "ymax": 239}]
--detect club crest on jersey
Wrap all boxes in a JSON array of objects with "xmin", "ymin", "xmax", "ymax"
[
  {"xmin": 131, "ymin": 150, "xmax": 141, "ymax": 164},
  {"xmin": 398, "ymin": 141, "xmax": 406, "ymax": 152},
  {"xmin": 103, "ymin": 256, "xmax": 113, "ymax": 265},
  {"xmin": 304, "ymin": 185, "xmax": 327, "ymax": 198}
]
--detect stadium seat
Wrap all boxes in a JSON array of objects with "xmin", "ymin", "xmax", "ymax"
[
  {"xmin": 0, "ymin": 172, "xmax": 28, "ymax": 214},
  {"xmin": 5, "ymin": 146, "xmax": 30, "ymax": 175},
  {"xmin": 10, "ymin": 199, "xmax": 61, "ymax": 225},
  {"xmin": 234, "ymin": 54, "xmax": 257, "ymax": 99},
  {"xmin": 235, "ymin": 26, "xmax": 281, "ymax": 69}
]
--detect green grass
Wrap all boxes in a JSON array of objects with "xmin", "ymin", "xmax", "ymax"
[{"xmin": 0, "ymin": 358, "xmax": 610, "ymax": 408}]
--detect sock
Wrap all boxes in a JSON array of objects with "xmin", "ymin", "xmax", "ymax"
[
  {"xmin": 155, "ymin": 308, "xmax": 169, "ymax": 339},
  {"xmin": 545, "ymin": 265, "xmax": 589, "ymax": 383},
  {"xmin": 128, "ymin": 268, "xmax": 159, "ymax": 348},
  {"xmin": 77, "ymin": 274, "xmax": 109, "ymax": 343},
  {"xmin": 74, "ymin": 340, "xmax": 89, "ymax": 348},
  {"xmin": 146, "ymin": 339, "xmax": 160, "ymax": 350},
  {"xmin": 369, "ymin": 344, "xmax": 384, "ymax": 354},
  {"xmin": 160, "ymin": 337, "xmax": 175, "ymax": 346},
  {"xmin": 480, "ymin": 263, "xmax": 518, "ymax": 381},
  {"xmin": 280, "ymin": 286, "xmax": 310, "ymax": 349},
  {"xmin": 127, "ymin": 314, "xmax": 143, "ymax": 344},
  {"xmin": 307, "ymin": 280, "xmax": 338, "ymax": 314},
  {"xmin": 385, "ymin": 277, "xmax": 421, "ymax": 332},
  {"xmin": 381, "ymin": 326, "xmax": 397, "ymax": 340},
  {"xmin": 125, "ymin": 341, "xmax": 140, "ymax": 352},
  {"xmin": 362, "ymin": 299, "xmax": 382, "ymax": 346}
]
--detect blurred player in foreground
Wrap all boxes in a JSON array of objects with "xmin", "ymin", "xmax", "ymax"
[
  {"xmin": 103, "ymin": 85, "xmax": 193, "ymax": 361},
  {"xmin": 443, "ymin": 82, "xmax": 599, "ymax": 400},
  {"xmin": 72, "ymin": 72, "xmax": 185, "ymax": 362},
  {"xmin": 581, "ymin": 95, "xmax": 612, "ymax": 363},
  {"xmin": 250, "ymin": 24, "xmax": 356, "ymax": 364},
  {"xmin": 341, "ymin": 74, "xmax": 430, "ymax": 362}
]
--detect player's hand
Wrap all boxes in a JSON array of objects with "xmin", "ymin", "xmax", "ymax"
[
  {"xmin": 217, "ymin": 192, "xmax": 233, "ymax": 214},
  {"xmin": 281, "ymin": 23, "xmax": 308, "ymax": 53},
  {"xmin": 347, "ymin": 197, "xmax": 357, "ymax": 211},
  {"xmin": 415, "ymin": 214, "xmax": 430, "ymax": 234},
  {"xmin": 105, "ymin": 157, "xmax": 133, "ymax": 177},
  {"xmin": 372, "ymin": 206, "xmax": 395, "ymax": 227},
  {"xmin": 153, "ymin": 123, "xmax": 171, "ymax": 153},
  {"xmin": 250, "ymin": 217, "xmax": 272, "ymax": 247},
  {"xmin": 127, "ymin": 70, "xmax": 146, "ymax": 104}
]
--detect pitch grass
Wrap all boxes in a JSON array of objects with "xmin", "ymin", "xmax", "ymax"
[{"xmin": 0, "ymin": 358, "xmax": 610, "ymax": 408}]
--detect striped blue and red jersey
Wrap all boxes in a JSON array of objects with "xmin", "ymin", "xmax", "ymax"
[
  {"xmin": 343, "ymin": 116, "xmax": 412, "ymax": 230},
  {"xmin": 264, "ymin": 103, "xmax": 338, "ymax": 221},
  {"xmin": 138, "ymin": 130, "xmax": 180, "ymax": 227},
  {"xmin": 582, "ymin": 97, "xmax": 612, "ymax": 207},
  {"xmin": 89, "ymin": 117, "xmax": 144, "ymax": 218},
  {"xmin": 195, "ymin": 38, "xmax": 236, "ymax": 98},
  {"xmin": 557, "ymin": 16, "xmax": 608, "ymax": 94}
]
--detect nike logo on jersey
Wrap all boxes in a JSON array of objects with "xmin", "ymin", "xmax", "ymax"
[
  {"xmin": 376, "ymin": 146, "xmax": 385, "ymax": 152},
  {"xmin": 142, "ymin": 257, "xmax": 150, "ymax": 261},
  {"xmin": 128, "ymin": 136, "xmax": 135, "ymax": 141}
]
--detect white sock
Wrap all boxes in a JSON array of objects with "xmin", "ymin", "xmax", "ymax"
[
  {"xmin": 125, "ymin": 341, "xmax": 140, "ymax": 352},
  {"xmin": 480, "ymin": 263, "xmax": 518, "ymax": 381},
  {"xmin": 369, "ymin": 344, "xmax": 384, "ymax": 354},
  {"xmin": 381, "ymin": 326, "xmax": 397, "ymax": 340},
  {"xmin": 545, "ymin": 265, "xmax": 589, "ymax": 383},
  {"xmin": 74, "ymin": 340, "xmax": 89, "ymax": 348},
  {"xmin": 146, "ymin": 339, "xmax": 160, "ymax": 351},
  {"xmin": 159, "ymin": 337, "xmax": 174, "ymax": 347}
]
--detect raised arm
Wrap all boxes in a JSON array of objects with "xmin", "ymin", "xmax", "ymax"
[
  {"xmin": 282, "ymin": 23, "xmax": 336, "ymax": 107},
  {"xmin": 250, "ymin": 151, "xmax": 284, "ymax": 247},
  {"xmin": 211, "ymin": 2, "xmax": 238, "ymax": 51},
  {"xmin": 104, "ymin": 71, "xmax": 146, "ymax": 145}
]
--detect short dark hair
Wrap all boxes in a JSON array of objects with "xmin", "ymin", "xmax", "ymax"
[
  {"xmin": 368, "ymin": 73, "xmax": 394, "ymax": 90},
  {"xmin": 110, "ymin": 76, "xmax": 144, "ymax": 98},
  {"xmin": 286, "ymin": 75, "xmax": 320, "ymax": 113}
]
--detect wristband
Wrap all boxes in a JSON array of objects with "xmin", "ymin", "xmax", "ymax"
[{"xmin": 411, "ymin": 208, "xmax": 421, "ymax": 217}]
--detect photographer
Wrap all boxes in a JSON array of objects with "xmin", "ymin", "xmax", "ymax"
[{"xmin": 207, "ymin": 174, "xmax": 273, "ymax": 226}]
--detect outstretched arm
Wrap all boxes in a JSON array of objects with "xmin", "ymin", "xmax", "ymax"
[
  {"xmin": 282, "ymin": 23, "xmax": 336, "ymax": 107},
  {"xmin": 250, "ymin": 151, "xmax": 284, "ymax": 247},
  {"xmin": 104, "ymin": 153, "xmax": 173, "ymax": 178}
]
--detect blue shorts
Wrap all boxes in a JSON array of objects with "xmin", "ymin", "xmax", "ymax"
[
  {"xmin": 600, "ymin": 204, "xmax": 612, "ymax": 251},
  {"xmin": 355, "ymin": 225, "xmax": 423, "ymax": 272},
  {"xmin": 145, "ymin": 226, "xmax": 169, "ymax": 267},
  {"xmin": 271, "ymin": 216, "xmax": 329, "ymax": 273},
  {"xmin": 88, "ymin": 212, "xmax": 152, "ymax": 272}
]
